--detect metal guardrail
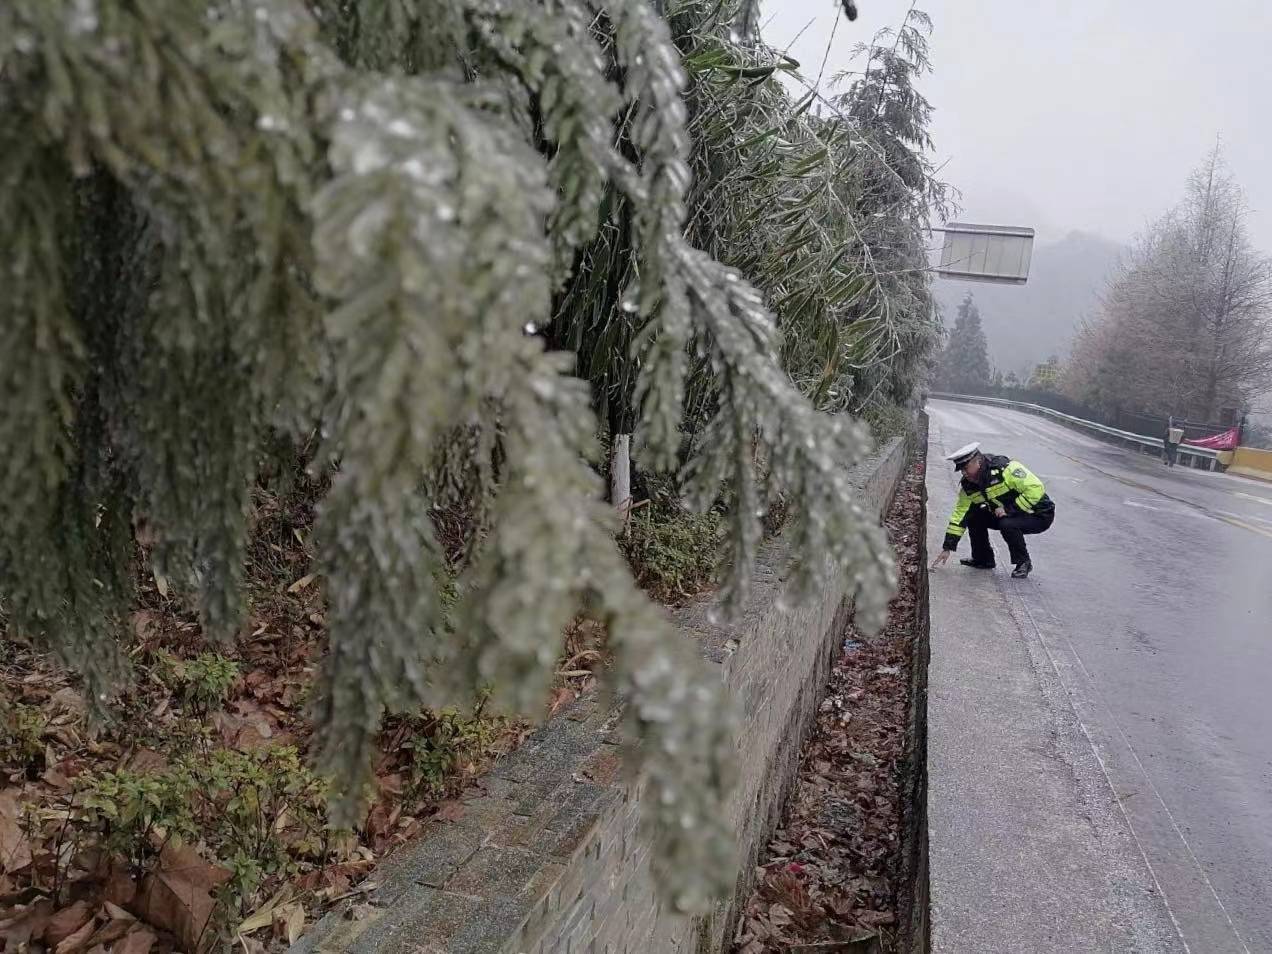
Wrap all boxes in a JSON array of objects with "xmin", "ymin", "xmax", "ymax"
[{"xmin": 928, "ymin": 392, "xmax": 1222, "ymax": 471}]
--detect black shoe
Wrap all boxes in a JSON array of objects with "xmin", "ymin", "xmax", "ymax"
[
  {"xmin": 1012, "ymin": 560, "xmax": 1033, "ymax": 579},
  {"xmin": 960, "ymin": 559, "xmax": 995, "ymax": 570}
]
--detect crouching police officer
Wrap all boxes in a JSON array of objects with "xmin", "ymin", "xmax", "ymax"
[{"xmin": 930, "ymin": 442, "xmax": 1055, "ymax": 579}]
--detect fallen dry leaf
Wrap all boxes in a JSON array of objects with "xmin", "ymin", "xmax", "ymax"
[
  {"xmin": 102, "ymin": 863, "xmax": 139, "ymax": 908},
  {"xmin": 125, "ymin": 749, "xmax": 170, "ymax": 776},
  {"xmin": 0, "ymin": 790, "xmax": 33, "ymax": 873},
  {"xmin": 236, "ymin": 884, "xmax": 293, "ymax": 937},
  {"xmin": 729, "ymin": 462, "xmax": 926, "ymax": 953},
  {"xmin": 271, "ymin": 902, "xmax": 305, "ymax": 945},
  {"xmin": 53, "ymin": 916, "xmax": 98, "ymax": 954},
  {"xmin": 133, "ymin": 843, "xmax": 231, "ymax": 951},
  {"xmin": 43, "ymin": 901, "xmax": 94, "ymax": 948},
  {"xmin": 237, "ymin": 905, "xmax": 276, "ymax": 937},
  {"xmin": 49, "ymin": 687, "xmax": 88, "ymax": 719},
  {"xmin": 547, "ymin": 686, "xmax": 576, "ymax": 717},
  {"xmin": 82, "ymin": 902, "xmax": 136, "ymax": 949},
  {"xmin": 286, "ymin": 572, "xmax": 317, "ymax": 594},
  {"xmin": 43, "ymin": 767, "xmax": 73, "ymax": 790},
  {"xmin": 114, "ymin": 926, "xmax": 157, "ymax": 954},
  {"xmin": 101, "ymin": 902, "xmax": 134, "ymax": 923},
  {"xmin": 131, "ymin": 610, "xmax": 159, "ymax": 640},
  {"xmin": 434, "ymin": 801, "xmax": 466, "ymax": 823},
  {"xmin": 0, "ymin": 899, "xmax": 53, "ymax": 947}
]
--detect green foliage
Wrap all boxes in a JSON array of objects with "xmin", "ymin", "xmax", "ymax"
[
  {"xmin": 1, "ymin": 703, "xmax": 45, "ymax": 770},
  {"xmin": 151, "ymin": 651, "xmax": 240, "ymax": 716},
  {"xmin": 621, "ymin": 503, "xmax": 725, "ymax": 605},
  {"xmin": 79, "ymin": 768, "xmax": 201, "ymax": 870},
  {"xmin": 1066, "ymin": 146, "xmax": 1272, "ymax": 420},
  {"xmin": 662, "ymin": 5, "xmax": 946, "ymax": 425},
  {"xmin": 861, "ymin": 402, "xmax": 912, "ymax": 445},
  {"xmin": 937, "ymin": 293, "xmax": 992, "ymax": 393},
  {"xmin": 198, "ymin": 747, "xmax": 329, "ymax": 891},
  {"xmin": 0, "ymin": 0, "xmax": 930, "ymax": 911},
  {"xmin": 77, "ymin": 746, "xmax": 328, "ymax": 903},
  {"xmin": 826, "ymin": 9, "xmax": 949, "ymax": 412},
  {"xmin": 183, "ymin": 654, "xmax": 241, "ymax": 713},
  {"xmin": 402, "ymin": 704, "xmax": 505, "ymax": 800}
]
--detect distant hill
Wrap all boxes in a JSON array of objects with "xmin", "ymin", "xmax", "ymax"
[{"xmin": 932, "ymin": 230, "xmax": 1124, "ymax": 377}]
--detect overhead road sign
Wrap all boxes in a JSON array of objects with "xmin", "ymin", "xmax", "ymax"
[{"xmin": 936, "ymin": 222, "xmax": 1035, "ymax": 285}]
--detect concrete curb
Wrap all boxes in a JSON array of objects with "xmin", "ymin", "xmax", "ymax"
[{"xmin": 897, "ymin": 410, "xmax": 931, "ymax": 954}]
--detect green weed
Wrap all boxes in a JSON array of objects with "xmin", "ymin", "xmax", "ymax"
[
  {"xmin": 860, "ymin": 402, "xmax": 912, "ymax": 444},
  {"xmin": 620, "ymin": 504, "xmax": 724, "ymax": 605},
  {"xmin": 1, "ymin": 703, "xmax": 46, "ymax": 772},
  {"xmin": 402, "ymin": 703, "xmax": 504, "ymax": 801},
  {"xmin": 150, "ymin": 650, "xmax": 239, "ymax": 717},
  {"xmin": 77, "ymin": 746, "xmax": 329, "ymax": 910}
]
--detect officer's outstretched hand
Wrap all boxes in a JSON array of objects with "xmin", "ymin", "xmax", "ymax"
[{"xmin": 931, "ymin": 549, "xmax": 952, "ymax": 570}]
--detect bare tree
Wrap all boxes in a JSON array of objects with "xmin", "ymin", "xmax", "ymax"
[{"xmin": 1066, "ymin": 146, "xmax": 1272, "ymax": 420}]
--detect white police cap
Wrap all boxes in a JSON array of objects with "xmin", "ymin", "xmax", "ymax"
[{"xmin": 943, "ymin": 442, "xmax": 981, "ymax": 469}]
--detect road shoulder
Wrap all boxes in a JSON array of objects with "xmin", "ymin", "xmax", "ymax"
[{"xmin": 924, "ymin": 422, "xmax": 1184, "ymax": 954}]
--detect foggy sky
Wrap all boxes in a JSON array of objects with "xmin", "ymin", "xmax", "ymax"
[{"xmin": 764, "ymin": 0, "xmax": 1272, "ymax": 251}]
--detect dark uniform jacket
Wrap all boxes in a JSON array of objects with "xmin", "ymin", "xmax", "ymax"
[{"xmin": 942, "ymin": 454, "xmax": 1054, "ymax": 551}]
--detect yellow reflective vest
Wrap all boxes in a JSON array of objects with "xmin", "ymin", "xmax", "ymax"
[{"xmin": 943, "ymin": 454, "xmax": 1052, "ymax": 551}]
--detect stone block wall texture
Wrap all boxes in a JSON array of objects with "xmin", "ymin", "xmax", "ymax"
[
  {"xmin": 898, "ymin": 412, "xmax": 930, "ymax": 954},
  {"xmin": 295, "ymin": 435, "xmax": 909, "ymax": 954}
]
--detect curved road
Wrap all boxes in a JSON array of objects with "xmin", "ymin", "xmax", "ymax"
[{"xmin": 926, "ymin": 399, "xmax": 1272, "ymax": 953}]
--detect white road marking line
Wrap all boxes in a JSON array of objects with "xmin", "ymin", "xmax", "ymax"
[
  {"xmin": 1123, "ymin": 499, "xmax": 1210, "ymax": 520},
  {"xmin": 1234, "ymin": 492, "xmax": 1272, "ymax": 508},
  {"xmin": 1123, "ymin": 496, "xmax": 1272, "ymax": 529}
]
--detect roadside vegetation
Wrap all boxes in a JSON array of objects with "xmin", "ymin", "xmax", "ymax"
[
  {"xmin": 0, "ymin": 1, "xmax": 944, "ymax": 948},
  {"xmin": 1065, "ymin": 146, "xmax": 1272, "ymax": 425}
]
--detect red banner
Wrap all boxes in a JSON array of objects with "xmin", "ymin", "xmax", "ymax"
[{"xmin": 1184, "ymin": 427, "xmax": 1240, "ymax": 450}]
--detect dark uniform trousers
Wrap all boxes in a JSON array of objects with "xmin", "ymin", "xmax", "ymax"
[{"xmin": 966, "ymin": 507, "xmax": 1055, "ymax": 566}]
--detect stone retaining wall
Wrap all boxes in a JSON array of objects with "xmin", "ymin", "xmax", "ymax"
[{"xmin": 296, "ymin": 434, "xmax": 910, "ymax": 954}]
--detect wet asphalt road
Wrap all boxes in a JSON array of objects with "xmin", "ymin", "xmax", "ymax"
[{"xmin": 927, "ymin": 399, "xmax": 1272, "ymax": 954}]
